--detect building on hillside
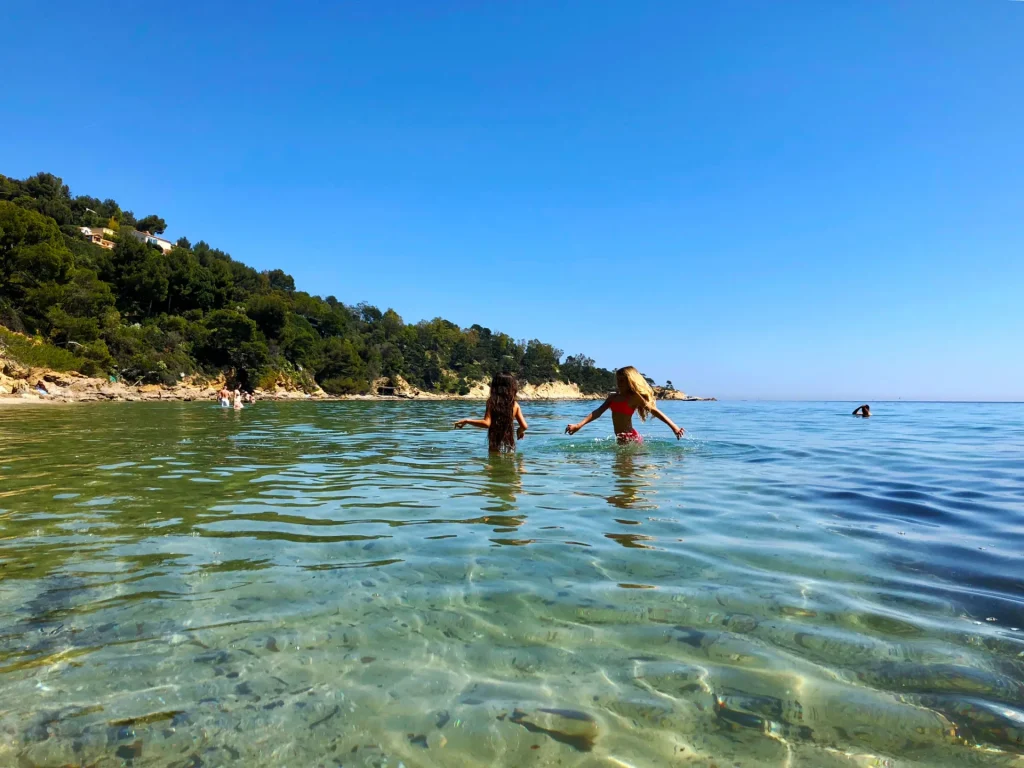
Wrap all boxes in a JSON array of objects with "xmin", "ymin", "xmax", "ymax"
[
  {"xmin": 129, "ymin": 230, "xmax": 174, "ymax": 254},
  {"xmin": 79, "ymin": 225, "xmax": 115, "ymax": 238},
  {"xmin": 78, "ymin": 226, "xmax": 116, "ymax": 250}
]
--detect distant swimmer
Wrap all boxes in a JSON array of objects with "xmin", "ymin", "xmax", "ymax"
[
  {"xmin": 853, "ymin": 404, "xmax": 871, "ymax": 418},
  {"xmin": 565, "ymin": 366, "xmax": 685, "ymax": 443},
  {"xmin": 453, "ymin": 373, "xmax": 528, "ymax": 453},
  {"xmin": 218, "ymin": 387, "xmax": 230, "ymax": 407},
  {"xmin": 232, "ymin": 388, "xmax": 244, "ymax": 410}
]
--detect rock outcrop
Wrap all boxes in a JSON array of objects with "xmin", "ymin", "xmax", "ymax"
[{"xmin": 1, "ymin": 344, "xmax": 712, "ymax": 405}]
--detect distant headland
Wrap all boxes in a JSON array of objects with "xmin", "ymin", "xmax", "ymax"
[{"xmin": 0, "ymin": 171, "xmax": 710, "ymax": 404}]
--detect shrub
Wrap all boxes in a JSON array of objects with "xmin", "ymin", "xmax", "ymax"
[
  {"xmin": 0, "ymin": 327, "xmax": 84, "ymax": 371},
  {"xmin": 0, "ymin": 300, "xmax": 25, "ymax": 333},
  {"xmin": 80, "ymin": 339, "xmax": 113, "ymax": 377},
  {"xmin": 257, "ymin": 369, "xmax": 282, "ymax": 390}
]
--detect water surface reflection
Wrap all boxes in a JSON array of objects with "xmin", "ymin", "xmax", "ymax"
[{"xmin": 0, "ymin": 401, "xmax": 1022, "ymax": 767}]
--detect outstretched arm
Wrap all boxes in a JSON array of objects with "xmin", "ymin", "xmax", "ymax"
[
  {"xmin": 566, "ymin": 396, "xmax": 612, "ymax": 435},
  {"xmin": 515, "ymin": 403, "xmax": 528, "ymax": 440},
  {"xmin": 454, "ymin": 403, "xmax": 491, "ymax": 430},
  {"xmin": 650, "ymin": 406, "xmax": 685, "ymax": 439}
]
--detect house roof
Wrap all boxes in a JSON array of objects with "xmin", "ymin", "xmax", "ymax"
[{"xmin": 137, "ymin": 230, "xmax": 172, "ymax": 243}]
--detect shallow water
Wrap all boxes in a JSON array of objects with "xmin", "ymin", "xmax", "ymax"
[{"xmin": 0, "ymin": 401, "xmax": 1022, "ymax": 767}]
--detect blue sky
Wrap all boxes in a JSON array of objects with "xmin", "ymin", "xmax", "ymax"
[{"xmin": 3, "ymin": 1, "xmax": 1022, "ymax": 400}]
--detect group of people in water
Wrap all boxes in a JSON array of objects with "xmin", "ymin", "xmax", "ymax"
[
  {"xmin": 454, "ymin": 365, "xmax": 686, "ymax": 453},
  {"xmin": 217, "ymin": 387, "xmax": 255, "ymax": 410},
  {"xmin": 213, "ymin": 364, "xmax": 871, "ymax": 450},
  {"xmin": 455, "ymin": 365, "xmax": 874, "ymax": 453}
]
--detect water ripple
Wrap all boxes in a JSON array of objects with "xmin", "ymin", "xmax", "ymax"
[{"xmin": 0, "ymin": 400, "xmax": 1022, "ymax": 766}]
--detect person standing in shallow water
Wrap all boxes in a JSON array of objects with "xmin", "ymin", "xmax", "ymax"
[
  {"xmin": 565, "ymin": 365, "xmax": 685, "ymax": 443},
  {"xmin": 853, "ymin": 404, "xmax": 871, "ymax": 418},
  {"xmin": 453, "ymin": 373, "xmax": 528, "ymax": 452}
]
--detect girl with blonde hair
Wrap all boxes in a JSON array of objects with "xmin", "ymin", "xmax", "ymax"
[{"xmin": 565, "ymin": 366, "xmax": 684, "ymax": 443}]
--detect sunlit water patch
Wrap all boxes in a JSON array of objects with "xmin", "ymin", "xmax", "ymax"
[{"xmin": 0, "ymin": 401, "xmax": 1022, "ymax": 767}]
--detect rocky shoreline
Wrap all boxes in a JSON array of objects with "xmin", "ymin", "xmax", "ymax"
[{"xmin": 0, "ymin": 363, "xmax": 714, "ymax": 406}]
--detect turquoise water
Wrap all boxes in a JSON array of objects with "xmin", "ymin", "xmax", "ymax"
[{"xmin": 0, "ymin": 401, "xmax": 1022, "ymax": 767}]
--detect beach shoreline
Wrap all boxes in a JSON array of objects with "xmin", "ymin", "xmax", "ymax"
[
  {"xmin": 0, "ymin": 390, "xmax": 715, "ymax": 406},
  {"xmin": 0, "ymin": 379, "xmax": 714, "ymax": 407},
  {"xmin": 0, "ymin": 358, "xmax": 713, "ymax": 406}
]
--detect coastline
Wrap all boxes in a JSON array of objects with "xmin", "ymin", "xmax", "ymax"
[
  {"xmin": 0, "ymin": 372, "xmax": 713, "ymax": 407},
  {"xmin": 0, "ymin": 389, "xmax": 715, "ymax": 406},
  {"xmin": 1, "ymin": 358, "xmax": 713, "ymax": 406}
]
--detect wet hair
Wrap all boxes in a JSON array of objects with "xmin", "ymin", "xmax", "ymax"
[
  {"xmin": 616, "ymin": 366, "xmax": 656, "ymax": 421},
  {"xmin": 487, "ymin": 373, "xmax": 518, "ymax": 452}
]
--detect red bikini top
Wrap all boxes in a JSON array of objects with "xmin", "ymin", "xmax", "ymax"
[{"xmin": 608, "ymin": 398, "xmax": 635, "ymax": 415}]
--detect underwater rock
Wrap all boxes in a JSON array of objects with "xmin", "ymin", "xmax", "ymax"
[
  {"xmin": 115, "ymin": 739, "xmax": 143, "ymax": 760},
  {"xmin": 193, "ymin": 650, "xmax": 229, "ymax": 665},
  {"xmin": 857, "ymin": 661, "xmax": 1023, "ymax": 701},
  {"xmin": 309, "ymin": 705, "xmax": 340, "ymax": 730},
  {"xmin": 506, "ymin": 707, "xmax": 599, "ymax": 752},
  {"xmin": 674, "ymin": 626, "xmax": 712, "ymax": 650},
  {"xmin": 724, "ymin": 613, "xmax": 759, "ymax": 633},
  {"xmin": 917, "ymin": 695, "xmax": 1024, "ymax": 753}
]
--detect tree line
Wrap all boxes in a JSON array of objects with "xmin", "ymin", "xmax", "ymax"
[{"xmin": 0, "ymin": 171, "xmax": 623, "ymax": 395}]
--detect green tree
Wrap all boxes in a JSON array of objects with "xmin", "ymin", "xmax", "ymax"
[
  {"xmin": 521, "ymin": 339, "xmax": 562, "ymax": 384},
  {"xmin": 317, "ymin": 337, "xmax": 367, "ymax": 393},
  {"xmin": 561, "ymin": 353, "xmax": 615, "ymax": 393},
  {"xmin": 109, "ymin": 235, "xmax": 171, "ymax": 317},
  {"xmin": 135, "ymin": 214, "xmax": 167, "ymax": 234},
  {"xmin": 199, "ymin": 309, "xmax": 265, "ymax": 370},
  {"xmin": 0, "ymin": 202, "xmax": 74, "ymax": 328},
  {"xmin": 46, "ymin": 307, "xmax": 102, "ymax": 345},
  {"xmin": 246, "ymin": 294, "xmax": 289, "ymax": 339},
  {"xmin": 17, "ymin": 173, "xmax": 74, "ymax": 226},
  {"xmin": 164, "ymin": 247, "xmax": 217, "ymax": 312},
  {"xmin": 264, "ymin": 268, "xmax": 295, "ymax": 293},
  {"xmin": 280, "ymin": 314, "xmax": 321, "ymax": 370}
]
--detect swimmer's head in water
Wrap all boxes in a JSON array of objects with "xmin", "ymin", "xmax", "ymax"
[
  {"xmin": 487, "ymin": 373, "xmax": 518, "ymax": 452},
  {"xmin": 616, "ymin": 366, "xmax": 655, "ymax": 421}
]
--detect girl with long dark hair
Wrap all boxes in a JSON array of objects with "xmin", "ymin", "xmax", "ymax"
[{"xmin": 453, "ymin": 373, "xmax": 528, "ymax": 452}]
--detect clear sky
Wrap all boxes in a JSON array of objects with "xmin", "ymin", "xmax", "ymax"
[{"xmin": 2, "ymin": 1, "xmax": 1022, "ymax": 400}]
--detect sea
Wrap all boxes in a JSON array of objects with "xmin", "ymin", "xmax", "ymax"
[{"xmin": 0, "ymin": 400, "xmax": 1021, "ymax": 767}]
